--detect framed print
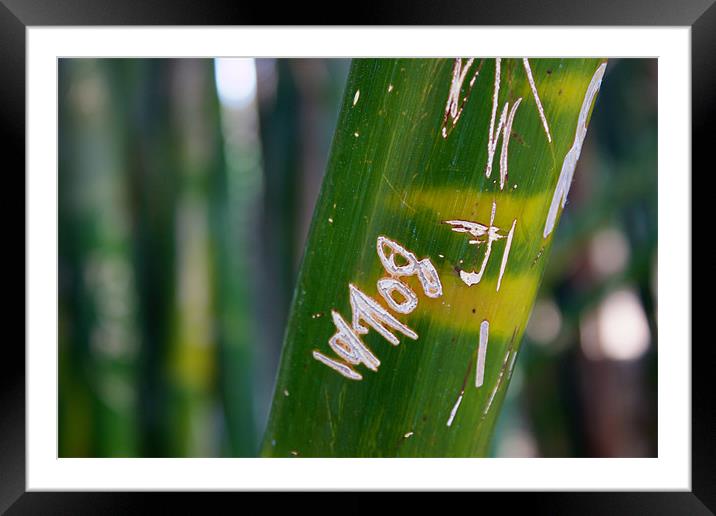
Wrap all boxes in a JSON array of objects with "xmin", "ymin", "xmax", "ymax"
[{"xmin": 5, "ymin": 0, "xmax": 711, "ymax": 511}]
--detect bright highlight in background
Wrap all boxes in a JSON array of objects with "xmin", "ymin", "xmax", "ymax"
[
  {"xmin": 598, "ymin": 289, "xmax": 650, "ymax": 361},
  {"xmin": 526, "ymin": 298, "xmax": 563, "ymax": 346},
  {"xmin": 214, "ymin": 58, "xmax": 257, "ymax": 109},
  {"xmin": 589, "ymin": 227, "xmax": 630, "ymax": 278},
  {"xmin": 581, "ymin": 287, "xmax": 651, "ymax": 361}
]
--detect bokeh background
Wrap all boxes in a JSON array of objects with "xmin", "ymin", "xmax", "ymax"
[{"xmin": 58, "ymin": 58, "xmax": 657, "ymax": 458}]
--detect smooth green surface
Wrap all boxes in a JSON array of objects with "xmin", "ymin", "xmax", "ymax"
[{"xmin": 261, "ymin": 58, "xmax": 606, "ymax": 457}]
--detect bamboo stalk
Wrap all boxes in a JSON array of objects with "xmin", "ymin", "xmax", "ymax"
[{"xmin": 261, "ymin": 58, "xmax": 607, "ymax": 457}]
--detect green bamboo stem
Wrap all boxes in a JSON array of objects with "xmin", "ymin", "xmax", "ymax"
[{"xmin": 261, "ymin": 57, "xmax": 607, "ymax": 457}]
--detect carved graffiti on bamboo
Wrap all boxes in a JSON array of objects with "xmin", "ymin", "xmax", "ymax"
[
  {"xmin": 312, "ymin": 236, "xmax": 443, "ymax": 380},
  {"xmin": 441, "ymin": 58, "xmax": 553, "ymax": 192},
  {"xmin": 443, "ymin": 201, "xmax": 516, "ymax": 291},
  {"xmin": 441, "ymin": 58, "xmax": 481, "ymax": 139}
]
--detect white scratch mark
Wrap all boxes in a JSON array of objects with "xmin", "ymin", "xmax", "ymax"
[
  {"xmin": 404, "ymin": 431, "xmax": 414, "ymax": 438},
  {"xmin": 377, "ymin": 235, "xmax": 419, "ymax": 277},
  {"xmin": 290, "ymin": 450, "xmax": 299, "ymax": 456},
  {"xmin": 486, "ymin": 105, "xmax": 508, "ymax": 180},
  {"xmin": 417, "ymin": 259, "xmax": 443, "ymax": 298},
  {"xmin": 349, "ymin": 284, "xmax": 418, "ymax": 346},
  {"xmin": 476, "ymin": 320, "xmax": 489, "ymax": 387},
  {"xmin": 327, "ymin": 310, "xmax": 380, "ymax": 371},
  {"xmin": 388, "ymin": 84, "xmax": 394, "ymax": 92},
  {"xmin": 485, "ymin": 59, "xmax": 522, "ymax": 191},
  {"xmin": 447, "ymin": 58, "xmax": 474, "ymax": 119},
  {"xmin": 314, "ymin": 236, "xmax": 444, "ymax": 381},
  {"xmin": 522, "ymin": 58, "xmax": 552, "ymax": 143},
  {"xmin": 445, "ymin": 201, "xmax": 504, "ymax": 287},
  {"xmin": 446, "ymin": 391, "xmax": 464, "ymax": 427},
  {"xmin": 507, "ymin": 350, "xmax": 518, "ymax": 380},
  {"xmin": 312, "ymin": 350, "xmax": 363, "ymax": 380},
  {"xmin": 377, "ymin": 277, "xmax": 418, "ymax": 314},
  {"xmin": 499, "ymin": 98, "xmax": 522, "ymax": 190},
  {"xmin": 544, "ymin": 62, "xmax": 607, "ymax": 238},
  {"xmin": 376, "ymin": 236, "xmax": 443, "ymax": 298},
  {"xmin": 283, "ymin": 389, "xmax": 290, "ymax": 396},
  {"xmin": 441, "ymin": 58, "xmax": 479, "ymax": 138},
  {"xmin": 354, "ymin": 132, "xmax": 359, "ymax": 138},
  {"xmin": 496, "ymin": 219, "xmax": 516, "ymax": 291},
  {"xmin": 483, "ymin": 350, "xmax": 512, "ymax": 417},
  {"xmin": 328, "ymin": 217, "xmax": 334, "ymax": 223},
  {"xmin": 313, "ymin": 310, "xmax": 380, "ymax": 380},
  {"xmin": 353, "ymin": 89, "xmax": 360, "ymax": 106},
  {"xmin": 485, "ymin": 58, "xmax": 505, "ymax": 178}
]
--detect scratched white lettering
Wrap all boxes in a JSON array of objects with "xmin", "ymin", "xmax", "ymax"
[
  {"xmin": 377, "ymin": 277, "xmax": 418, "ymax": 314},
  {"xmin": 328, "ymin": 310, "xmax": 380, "ymax": 371},
  {"xmin": 377, "ymin": 235, "xmax": 419, "ymax": 276},
  {"xmin": 350, "ymin": 283, "xmax": 418, "ymax": 345},
  {"xmin": 445, "ymin": 202, "xmax": 516, "ymax": 288},
  {"xmin": 312, "ymin": 350, "xmax": 363, "ymax": 380},
  {"xmin": 377, "ymin": 236, "xmax": 443, "ymax": 297},
  {"xmin": 314, "ymin": 236, "xmax": 444, "ymax": 379}
]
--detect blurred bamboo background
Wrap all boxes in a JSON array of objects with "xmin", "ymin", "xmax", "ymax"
[{"xmin": 58, "ymin": 58, "xmax": 657, "ymax": 457}]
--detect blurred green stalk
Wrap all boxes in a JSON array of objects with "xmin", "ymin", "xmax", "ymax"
[{"xmin": 59, "ymin": 59, "xmax": 141, "ymax": 457}]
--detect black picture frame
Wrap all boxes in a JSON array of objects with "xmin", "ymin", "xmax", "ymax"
[{"xmin": 5, "ymin": 0, "xmax": 710, "ymax": 512}]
